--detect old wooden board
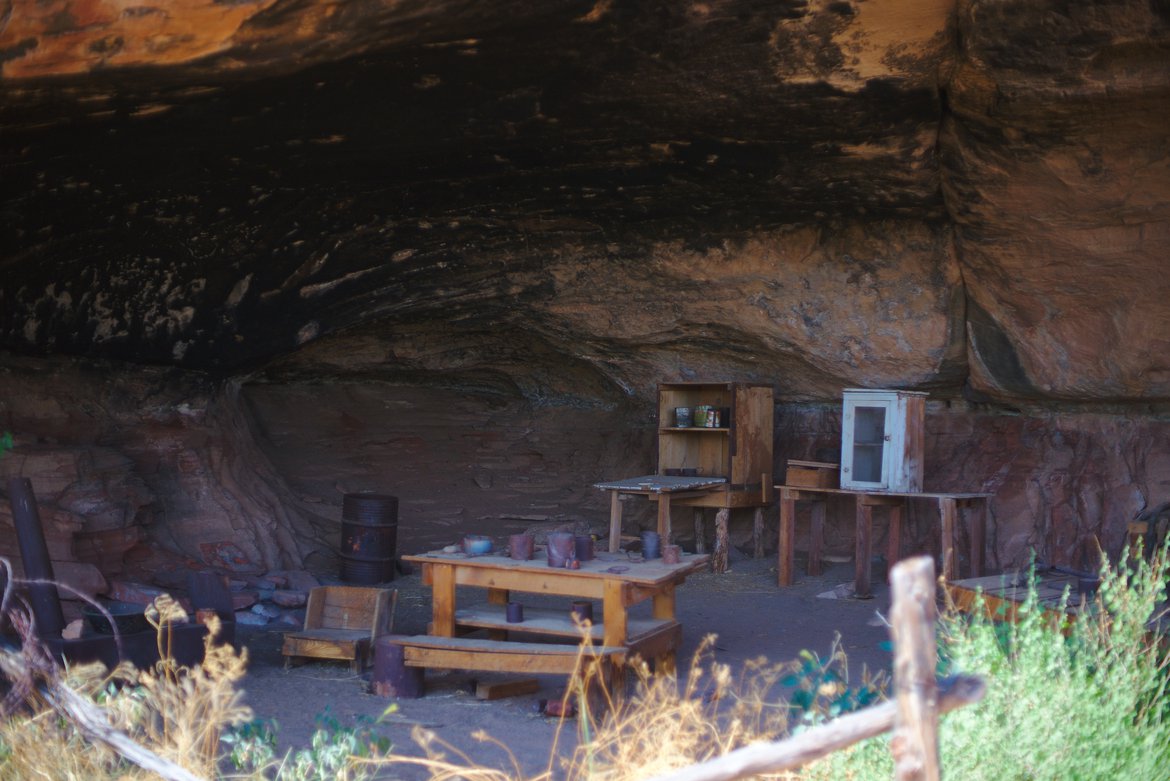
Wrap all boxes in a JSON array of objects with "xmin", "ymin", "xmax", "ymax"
[
  {"xmin": 403, "ymin": 550, "xmax": 708, "ymax": 587},
  {"xmin": 475, "ymin": 678, "xmax": 540, "ymax": 700}
]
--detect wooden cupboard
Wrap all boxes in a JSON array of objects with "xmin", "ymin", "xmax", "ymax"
[
  {"xmin": 839, "ymin": 389, "xmax": 926, "ymax": 492},
  {"xmin": 656, "ymin": 382, "xmax": 774, "ymax": 509}
]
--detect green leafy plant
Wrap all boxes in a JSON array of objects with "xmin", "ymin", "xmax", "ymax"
[
  {"xmin": 223, "ymin": 706, "xmax": 394, "ymax": 781},
  {"xmin": 782, "ymin": 638, "xmax": 887, "ymax": 731}
]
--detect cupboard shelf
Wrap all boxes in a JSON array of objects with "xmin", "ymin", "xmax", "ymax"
[{"xmin": 657, "ymin": 382, "xmax": 773, "ymax": 509}]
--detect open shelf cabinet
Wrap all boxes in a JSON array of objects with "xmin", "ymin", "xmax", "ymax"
[{"xmin": 656, "ymin": 382, "xmax": 774, "ymax": 508}]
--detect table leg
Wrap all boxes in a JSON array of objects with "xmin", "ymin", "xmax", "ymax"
[
  {"xmin": 887, "ymin": 503, "xmax": 903, "ymax": 571},
  {"xmin": 431, "ymin": 563, "xmax": 457, "ymax": 637},
  {"xmin": 779, "ymin": 489, "xmax": 796, "ymax": 586},
  {"xmin": 855, "ymin": 498, "xmax": 873, "ymax": 599},
  {"xmin": 609, "ymin": 490, "xmax": 623, "ymax": 553},
  {"xmin": 940, "ymin": 498, "xmax": 957, "ymax": 582},
  {"xmin": 658, "ymin": 493, "xmax": 673, "ymax": 544},
  {"xmin": 648, "ymin": 583, "xmax": 678, "ymax": 673},
  {"xmin": 602, "ymin": 579, "xmax": 629, "ymax": 648},
  {"xmin": 487, "ymin": 588, "xmax": 509, "ymax": 641},
  {"xmin": 753, "ymin": 505, "xmax": 765, "ymax": 558},
  {"xmin": 969, "ymin": 500, "xmax": 986, "ymax": 577},
  {"xmin": 808, "ymin": 500, "xmax": 825, "ymax": 577},
  {"xmin": 693, "ymin": 508, "xmax": 707, "ymax": 554}
]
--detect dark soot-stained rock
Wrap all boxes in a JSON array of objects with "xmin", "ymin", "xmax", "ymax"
[{"xmin": 2, "ymin": 1, "xmax": 1170, "ymax": 583}]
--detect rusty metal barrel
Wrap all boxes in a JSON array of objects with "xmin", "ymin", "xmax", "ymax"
[{"xmin": 339, "ymin": 492, "xmax": 398, "ymax": 584}]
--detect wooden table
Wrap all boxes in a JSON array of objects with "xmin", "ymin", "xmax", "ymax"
[
  {"xmin": 593, "ymin": 474, "xmax": 727, "ymax": 550},
  {"xmin": 400, "ymin": 548, "xmax": 709, "ymax": 676},
  {"xmin": 776, "ymin": 486, "xmax": 993, "ymax": 598},
  {"xmin": 945, "ymin": 570, "xmax": 1086, "ymax": 626}
]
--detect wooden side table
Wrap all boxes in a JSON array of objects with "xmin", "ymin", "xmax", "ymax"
[
  {"xmin": 593, "ymin": 475, "xmax": 727, "ymax": 550},
  {"xmin": 777, "ymin": 486, "xmax": 993, "ymax": 598}
]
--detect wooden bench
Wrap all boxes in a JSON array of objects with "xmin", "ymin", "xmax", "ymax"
[
  {"xmin": 451, "ymin": 604, "xmax": 682, "ymax": 671},
  {"xmin": 282, "ymin": 586, "xmax": 396, "ymax": 672},
  {"xmin": 386, "ymin": 635, "xmax": 626, "ymax": 678}
]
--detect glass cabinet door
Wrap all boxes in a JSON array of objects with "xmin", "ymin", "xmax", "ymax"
[{"xmin": 850, "ymin": 404, "xmax": 888, "ymax": 484}]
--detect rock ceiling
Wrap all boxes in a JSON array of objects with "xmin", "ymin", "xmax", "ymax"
[
  {"xmin": 2, "ymin": 0, "xmax": 1165, "ymax": 403},
  {"xmin": 1, "ymin": 0, "xmax": 1169, "ymax": 580}
]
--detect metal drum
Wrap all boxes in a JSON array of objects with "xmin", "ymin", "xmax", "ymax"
[{"xmin": 339, "ymin": 493, "xmax": 398, "ymax": 584}]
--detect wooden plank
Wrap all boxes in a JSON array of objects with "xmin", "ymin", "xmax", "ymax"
[
  {"xmin": 652, "ymin": 582, "xmax": 676, "ymax": 621},
  {"xmin": 285, "ymin": 627, "xmax": 369, "ymax": 642},
  {"xmin": 431, "ymin": 563, "xmax": 457, "ymax": 637},
  {"xmin": 939, "ymin": 499, "xmax": 957, "ymax": 582},
  {"xmin": 902, "ymin": 393, "xmax": 926, "ymax": 494},
  {"xmin": 454, "ymin": 567, "xmax": 608, "ymax": 599},
  {"xmin": 476, "ymin": 678, "xmax": 540, "ymax": 700},
  {"xmin": 808, "ymin": 501, "xmax": 825, "ymax": 577},
  {"xmin": 752, "ymin": 505, "xmax": 765, "ymax": 559},
  {"xmin": 603, "ymin": 578, "xmax": 629, "ymax": 648},
  {"xmin": 658, "ymin": 492, "xmax": 673, "ymax": 544},
  {"xmin": 779, "ymin": 488, "xmax": 796, "ymax": 586},
  {"xmin": 771, "ymin": 487, "xmax": 994, "ymax": 500},
  {"xmin": 609, "ymin": 489, "xmax": 623, "ymax": 553},
  {"xmin": 627, "ymin": 621, "xmax": 682, "ymax": 672},
  {"xmin": 392, "ymin": 635, "xmax": 625, "ymax": 675},
  {"xmin": 861, "ymin": 494, "xmax": 905, "ymax": 507},
  {"xmin": 401, "ymin": 551, "xmax": 710, "ymax": 587},
  {"xmin": 453, "ymin": 604, "xmax": 675, "ymax": 643},
  {"xmin": 304, "ymin": 587, "xmax": 325, "ymax": 629},
  {"xmin": 390, "ymin": 635, "xmax": 624, "ymax": 655},
  {"xmin": 282, "ymin": 634, "xmax": 365, "ymax": 661},
  {"xmin": 855, "ymin": 499, "xmax": 873, "ymax": 599},
  {"xmin": 694, "ymin": 507, "xmax": 707, "ymax": 554},
  {"xmin": 402, "ymin": 647, "xmax": 600, "ymax": 675},
  {"xmin": 968, "ymin": 502, "xmax": 986, "ymax": 576}
]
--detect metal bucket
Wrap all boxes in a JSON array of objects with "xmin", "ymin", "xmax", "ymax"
[{"xmin": 340, "ymin": 493, "xmax": 398, "ymax": 584}]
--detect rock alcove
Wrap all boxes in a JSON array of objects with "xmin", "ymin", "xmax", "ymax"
[{"xmin": 1, "ymin": 0, "xmax": 1169, "ymax": 612}]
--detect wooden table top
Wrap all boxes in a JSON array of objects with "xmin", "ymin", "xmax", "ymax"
[
  {"xmin": 775, "ymin": 484, "xmax": 994, "ymax": 500},
  {"xmin": 593, "ymin": 474, "xmax": 727, "ymax": 493},
  {"xmin": 402, "ymin": 548, "xmax": 710, "ymax": 586}
]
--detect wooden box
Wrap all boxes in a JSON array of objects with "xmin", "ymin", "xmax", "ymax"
[
  {"xmin": 785, "ymin": 460, "xmax": 839, "ymax": 489},
  {"xmin": 656, "ymin": 381, "xmax": 773, "ymax": 509}
]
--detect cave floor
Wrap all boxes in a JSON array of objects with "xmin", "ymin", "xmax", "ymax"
[{"xmin": 235, "ymin": 554, "xmax": 894, "ymax": 779}]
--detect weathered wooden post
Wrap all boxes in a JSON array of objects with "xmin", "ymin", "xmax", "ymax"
[
  {"xmin": 8, "ymin": 477, "xmax": 66, "ymax": 638},
  {"xmin": 889, "ymin": 555, "xmax": 941, "ymax": 781}
]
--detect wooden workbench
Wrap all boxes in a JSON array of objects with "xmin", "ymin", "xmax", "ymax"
[
  {"xmin": 776, "ymin": 485, "xmax": 994, "ymax": 598},
  {"xmin": 400, "ymin": 548, "xmax": 709, "ymax": 676}
]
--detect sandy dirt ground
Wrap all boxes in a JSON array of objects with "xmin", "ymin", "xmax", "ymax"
[{"xmin": 235, "ymin": 554, "xmax": 895, "ymax": 779}]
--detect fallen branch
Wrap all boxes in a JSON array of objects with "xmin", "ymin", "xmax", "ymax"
[
  {"xmin": 642, "ymin": 675, "xmax": 985, "ymax": 781},
  {"xmin": 42, "ymin": 679, "xmax": 208, "ymax": 781}
]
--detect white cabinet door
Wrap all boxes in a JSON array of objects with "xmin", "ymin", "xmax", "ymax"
[{"xmin": 841, "ymin": 394, "xmax": 894, "ymax": 490}]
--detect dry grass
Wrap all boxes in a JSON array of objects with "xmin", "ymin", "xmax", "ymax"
[
  {"xmin": 379, "ymin": 634, "xmax": 882, "ymax": 781},
  {"xmin": 0, "ymin": 594, "xmax": 253, "ymax": 780},
  {"xmin": 2, "ymin": 574, "xmax": 878, "ymax": 781}
]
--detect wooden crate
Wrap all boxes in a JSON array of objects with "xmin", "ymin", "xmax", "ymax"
[{"xmin": 785, "ymin": 460, "xmax": 839, "ymax": 489}]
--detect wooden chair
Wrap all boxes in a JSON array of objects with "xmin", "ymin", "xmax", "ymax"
[{"xmin": 281, "ymin": 585, "xmax": 397, "ymax": 672}]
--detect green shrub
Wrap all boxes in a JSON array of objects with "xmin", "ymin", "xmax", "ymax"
[
  {"xmin": 222, "ymin": 706, "xmax": 393, "ymax": 781},
  {"xmin": 807, "ymin": 545, "xmax": 1170, "ymax": 780}
]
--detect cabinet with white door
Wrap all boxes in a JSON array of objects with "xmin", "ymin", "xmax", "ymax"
[{"xmin": 839, "ymin": 389, "xmax": 926, "ymax": 492}]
